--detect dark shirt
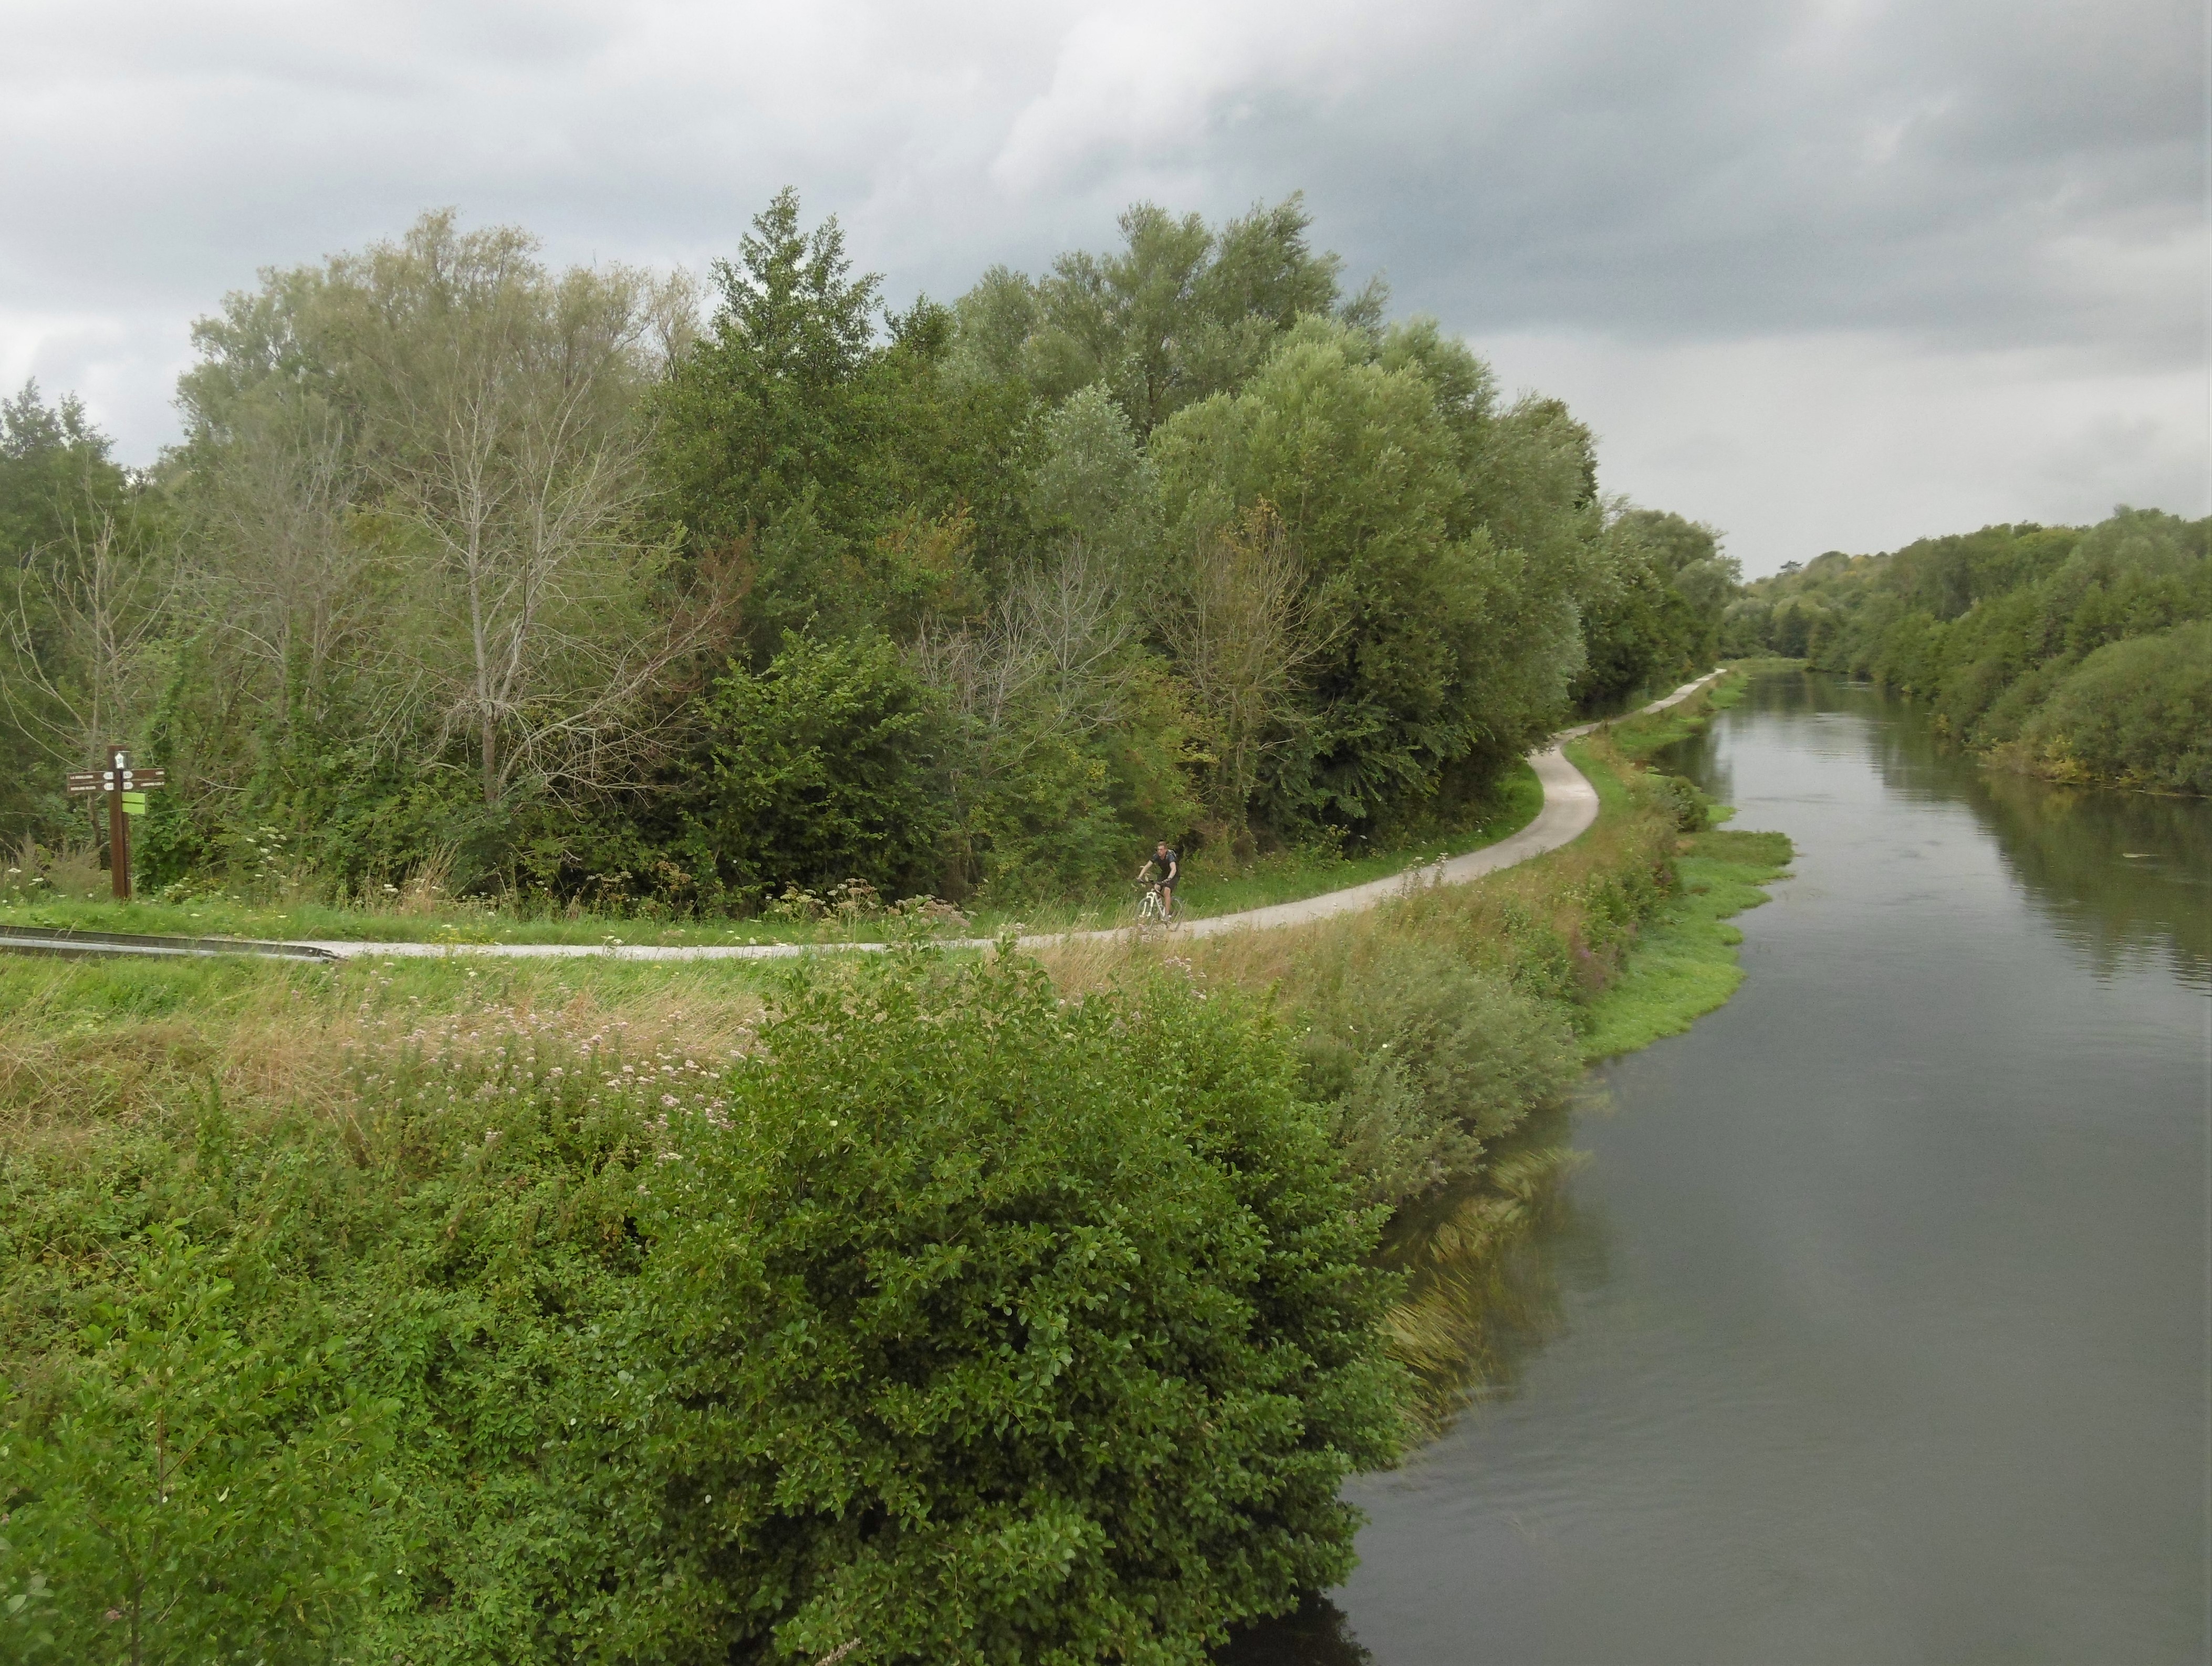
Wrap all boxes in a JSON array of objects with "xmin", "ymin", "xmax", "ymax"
[{"xmin": 1157, "ymin": 850, "xmax": 1178, "ymax": 884}]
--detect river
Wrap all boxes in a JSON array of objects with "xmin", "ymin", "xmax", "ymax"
[{"xmin": 1239, "ymin": 668, "xmax": 2211, "ymax": 1664}]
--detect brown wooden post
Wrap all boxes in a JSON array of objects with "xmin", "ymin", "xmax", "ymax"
[
  {"xmin": 109, "ymin": 745, "xmax": 130, "ymax": 900},
  {"xmin": 67, "ymin": 752, "xmax": 162, "ymax": 901}
]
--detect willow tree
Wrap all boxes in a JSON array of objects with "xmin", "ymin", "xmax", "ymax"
[
  {"xmin": 1152, "ymin": 318, "xmax": 1593, "ymax": 836},
  {"xmin": 178, "ymin": 213, "xmax": 729, "ymax": 824},
  {"xmin": 1154, "ymin": 502, "xmax": 1335, "ymax": 843}
]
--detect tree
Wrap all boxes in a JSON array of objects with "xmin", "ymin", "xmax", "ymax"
[
  {"xmin": 688, "ymin": 632, "xmax": 953, "ymax": 900},
  {"xmin": 1153, "ymin": 320, "xmax": 1575, "ymax": 833},
  {"xmin": 1572, "ymin": 507, "xmax": 1737, "ymax": 708},
  {"xmin": 0, "ymin": 384, "xmax": 141, "ymax": 843},
  {"xmin": 652, "ymin": 188, "xmax": 885, "ymax": 552},
  {"xmin": 962, "ymin": 195, "xmax": 1362, "ymax": 436},
  {"xmin": 1024, "ymin": 386, "xmax": 1159, "ymax": 569},
  {"xmin": 1, "ymin": 382, "xmax": 125, "ymax": 562},
  {"xmin": 178, "ymin": 212, "xmax": 728, "ymax": 821},
  {"xmin": 1, "ymin": 504, "xmax": 174, "ymax": 858},
  {"xmin": 652, "ymin": 193, "xmax": 1034, "ymax": 654},
  {"xmin": 1154, "ymin": 502, "xmax": 1334, "ymax": 841},
  {"xmin": 914, "ymin": 542, "xmax": 1196, "ymax": 896},
  {"xmin": 338, "ymin": 217, "xmax": 713, "ymax": 805}
]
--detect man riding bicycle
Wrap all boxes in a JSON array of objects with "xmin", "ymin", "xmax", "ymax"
[{"xmin": 1136, "ymin": 841, "xmax": 1180, "ymax": 921}]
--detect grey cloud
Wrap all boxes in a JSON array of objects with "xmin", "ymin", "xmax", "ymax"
[
  {"xmin": 1156, "ymin": 1, "xmax": 2204, "ymax": 360},
  {"xmin": 0, "ymin": 0, "xmax": 2200, "ymax": 564}
]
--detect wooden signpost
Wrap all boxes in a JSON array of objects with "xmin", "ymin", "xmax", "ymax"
[{"xmin": 65, "ymin": 745, "xmax": 165, "ymax": 900}]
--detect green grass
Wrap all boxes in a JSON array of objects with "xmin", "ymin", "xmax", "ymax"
[
  {"xmin": 1578, "ymin": 827, "xmax": 1794, "ymax": 1061},
  {"xmin": 0, "ymin": 892, "xmax": 870, "ymax": 950},
  {"xmin": 0, "ymin": 763, "xmax": 1547, "ymax": 947},
  {"xmin": 1584, "ymin": 668, "xmax": 1744, "ymax": 762},
  {"xmin": 1564, "ymin": 669, "xmax": 1796, "ymax": 1060},
  {"xmin": 1171, "ymin": 761, "xmax": 1545, "ymax": 919},
  {"xmin": 0, "ymin": 943, "xmax": 784, "ymax": 1032}
]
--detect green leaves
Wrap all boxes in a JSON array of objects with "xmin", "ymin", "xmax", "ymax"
[
  {"xmin": 4, "ymin": 951, "xmax": 1400, "ymax": 1661},
  {"xmin": 1, "ymin": 1225, "xmax": 394, "ymax": 1665},
  {"xmin": 689, "ymin": 632, "xmax": 954, "ymax": 901},
  {"xmin": 1754, "ymin": 507, "xmax": 2210, "ymax": 792},
  {"xmin": 1152, "ymin": 320, "xmax": 1573, "ymax": 833},
  {"xmin": 623, "ymin": 954, "xmax": 1404, "ymax": 1662}
]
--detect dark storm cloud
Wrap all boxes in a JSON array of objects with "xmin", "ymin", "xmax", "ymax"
[
  {"xmin": 987, "ymin": 0, "xmax": 2201, "ymax": 361},
  {"xmin": 1, "ymin": 0, "xmax": 2201, "ymax": 566}
]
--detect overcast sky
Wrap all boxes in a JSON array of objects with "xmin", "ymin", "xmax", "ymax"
[{"xmin": 3, "ymin": 0, "xmax": 2203, "ymax": 573}]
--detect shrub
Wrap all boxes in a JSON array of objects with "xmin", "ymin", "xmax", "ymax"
[
  {"xmin": 2013, "ymin": 622, "xmax": 2212, "ymax": 794},
  {"xmin": 689, "ymin": 634, "xmax": 955, "ymax": 902},
  {"xmin": 5, "ymin": 955, "xmax": 1399, "ymax": 1662},
  {"xmin": 1293, "ymin": 939, "xmax": 1579, "ymax": 1210},
  {"xmin": 1, "ymin": 1229, "xmax": 394, "ymax": 1665},
  {"xmin": 613, "ymin": 953, "xmax": 1405, "ymax": 1663},
  {"xmin": 1646, "ymin": 772, "xmax": 1713, "ymax": 832}
]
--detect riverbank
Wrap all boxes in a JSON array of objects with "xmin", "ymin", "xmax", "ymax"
[
  {"xmin": 1045, "ymin": 672, "xmax": 1791, "ymax": 1218},
  {"xmin": 0, "ymin": 671, "xmax": 1791, "ymax": 1662},
  {"xmin": 1215, "ymin": 670, "xmax": 1801, "ymax": 1658},
  {"xmin": 1301, "ymin": 663, "xmax": 2211, "ymax": 1665}
]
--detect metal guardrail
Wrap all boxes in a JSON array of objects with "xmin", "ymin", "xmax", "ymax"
[{"xmin": 0, "ymin": 924, "xmax": 338, "ymax": 962}]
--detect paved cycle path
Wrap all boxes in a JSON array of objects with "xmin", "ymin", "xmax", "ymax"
[{"xmin": 299, "ymin": 671, "xmax": 1725, "ymax": 963}]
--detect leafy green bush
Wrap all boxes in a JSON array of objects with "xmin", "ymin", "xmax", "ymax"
[
  {"xmin": 1294, "ymin": 940, "xmax": 1579, "ymax": 1210},
  {"xmin": 618, "ymin": 955, "xmax": 1405, "ymax": 1662},
  {"xmin": 2012, "ymin": 622, "xmax": 2212, "ymax": 794},
  {"xmin": 688, "ymin": 633, "xmax": 955, "ymax": 903},
  {"xmin": 2, "ymin": 1229, "xmax": 393, "ymax": 1665},
  {"xmin": 1646, "ymin": 772, "xmax": 1713, "ymax": 832},
  {"xmin": 3, "ymin": 955, "xmax": 1402, "ymax": 1663}
]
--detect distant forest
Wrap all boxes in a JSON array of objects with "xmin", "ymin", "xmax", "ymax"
[
  {"xmin": 1730, "ymin": 508, "xmax": 2210, "ymax": 795},
  {"xmin": 0, "ymin": 193, "xmax": 1737, "ymax": 909}
]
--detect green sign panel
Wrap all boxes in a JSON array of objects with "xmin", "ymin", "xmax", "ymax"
[{"xmin": 120, "ymin": 791, "xmax": 147, "ymax": 816}]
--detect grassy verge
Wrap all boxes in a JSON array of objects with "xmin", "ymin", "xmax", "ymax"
[
  {"xmin": 0, "ymin": 765, "xmax": 1545, "ymax": 948},
  {"xmin": 0, "ymin": 890, "xmax": 912, "ymax": 950},
  {"xmin": 1232, "ymin": 667, "xmax": 1790, "ymax": 1425},
  {"xmin": 0, "ymin": 949, "xmax": 776, "ymax": 1156},
  {"xmin": 1576, "ymin": 827, "xmax": 1793, "ymax": 1061},
  {"xmin": 1564, "ymin": 673, "xmax": 1797, "ymax": 1060}
]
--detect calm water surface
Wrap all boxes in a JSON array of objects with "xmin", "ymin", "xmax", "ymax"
[{"xmin": 1252, "ymin": 671, "xmax": 2211, "ymax": 1664}]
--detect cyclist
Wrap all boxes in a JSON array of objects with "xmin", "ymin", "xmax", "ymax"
[{"xmin": 1149, "ymin": 840, "xmax": 1179, "ymax": 921}]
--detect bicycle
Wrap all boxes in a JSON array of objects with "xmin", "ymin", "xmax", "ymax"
[{"xmin": 1135, "ymin": 882, "xmax": 1168, "ymax": 924}]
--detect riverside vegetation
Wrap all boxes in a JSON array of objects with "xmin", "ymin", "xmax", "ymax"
[
  {"xmin": 0, "ymin": 192, "xmax": 1735, "ymax": 915},
  {"xmin": 1728, "ymin": 508, "xmax": 2210, "ymax": 795},
  {"xmin": 1, "ymin": 186, "xmax": 1819, "ymax": 1661},
  {"xmin": 0, "ymin": 672, "xmax": 1787, "ymax": 1663}
]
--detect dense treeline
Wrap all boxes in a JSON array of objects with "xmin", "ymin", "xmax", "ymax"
[
  {"xmin": 1732, "ymin": 508, "xmax": 2211, "ymax": 793},
  {"xmin": 1, "ymin": 193, "xmax": 1735, "ymax": 907}
]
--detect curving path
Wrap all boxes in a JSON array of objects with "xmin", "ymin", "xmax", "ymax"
[{"xmin": 298, "ymin": 670, "xmax": 1726, "ymax": 963}]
